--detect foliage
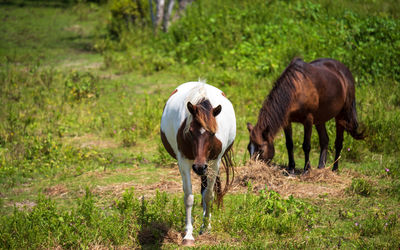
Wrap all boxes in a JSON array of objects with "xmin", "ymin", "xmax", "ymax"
[
  {"xmin": 347, "ymin": 178, "xmax": 373, "ymax": 196},
  {"xmin": 107, "ymin": 0, "xmax": 150, "ymax": 39},
  {"xmin": 0, "ymin": 189, "xmax": 182, "ymax": 249},
  {"xmin": 353, "ymin": 210, "xmax": 398, "ymax": 237},
  {"xmin": 215, "ymin": 188, "xmax": 316, "ymax": 238},
  {"xmin": 64, "ymin": 71, "xmax": 99, "ymax": 101},
  {"xmin": 102, "ymin": 0, "xmax": 400, "ymax": 84}
]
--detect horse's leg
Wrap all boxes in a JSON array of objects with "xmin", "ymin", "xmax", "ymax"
[
  {"xmin": 302, "ymin": 116, "xmax": 313, "ymax": 172},
  {"xmin": 200, "ymin": 160, "xmax": 219, "ymax": 235},
  {"xmin": 316, "ymin": 123, "xmax": 329, "ymax": 169},
  {"xmin": 200, "ymin": 175, "xmax": 207, "ymax": 207},
  {"xmin": 284, "ymin": 123, "xmax": 295, "ymax": 174},
  {"xmin": 333, "ymin": 120, "xmax": 345, "ymax": 171},
  {"xmin": 178, "ymin": 157, "xmax": 195, "ymax": 245}
]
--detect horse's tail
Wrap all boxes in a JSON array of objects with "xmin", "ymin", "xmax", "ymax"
[
  {"xmin": 214, "ymin": 146, "xmax": 235, "ymax": 208},
  {"xmin": 342, "ymin": 99, "xmax": 365, "ymax": 140}
]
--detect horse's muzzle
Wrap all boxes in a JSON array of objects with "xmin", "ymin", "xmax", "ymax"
[{"xmin": 192, "ymin": 164, "xmax": 208, "ymax": 176}]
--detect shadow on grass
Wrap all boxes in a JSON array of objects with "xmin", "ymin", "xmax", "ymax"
[{"xmin": 138, "ymin": 221, "xmax": 179, "ymax": 249}]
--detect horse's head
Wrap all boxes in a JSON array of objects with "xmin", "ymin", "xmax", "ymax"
[
  {"xmin": 187, "ymin": 101, "xmax": 222, "ymax": 176},
  {"xmin": 246, "ymin": 122, "xmax": 275, "ymax": 162}
]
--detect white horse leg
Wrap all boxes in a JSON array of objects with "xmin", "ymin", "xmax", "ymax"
[
  {"xmin": 200, "ymin": 160, "xmax": 219, "ymax": 234},
  {"xmin": 178, "ymin": 157, "xmax": 195, "ymax": 246}
]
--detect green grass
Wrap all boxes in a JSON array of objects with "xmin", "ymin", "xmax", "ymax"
[{"xmin": 1, "ymin": 0, "xmax": 400, "ymax": 248}]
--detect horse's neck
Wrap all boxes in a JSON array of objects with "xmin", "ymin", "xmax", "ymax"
[{"xmin": 257, "ymin": 97, "xmax": 289, "ymax": 138}]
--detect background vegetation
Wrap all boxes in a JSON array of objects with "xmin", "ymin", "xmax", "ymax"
[{"xmin": 0, "ymin": 0, "xmax": 399, "ymax": 248}]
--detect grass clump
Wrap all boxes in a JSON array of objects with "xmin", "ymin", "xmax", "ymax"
[{"xmin": 347, "ymin": 178, "xmax": 373, "ymax": 197}]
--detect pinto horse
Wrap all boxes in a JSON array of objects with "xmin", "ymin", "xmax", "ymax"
[
  {"xmin": 160, "ymin": 81, "xmax": 236, "ymax": 246},
  {"xmin": 247, "ymin": 58, "xmax": 364, "ymax": 174}
]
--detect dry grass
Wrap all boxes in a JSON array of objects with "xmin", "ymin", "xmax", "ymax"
[
  {"xmin": 85, "ymin": 160, "xmax": 356, "ymax": 201},
  {"xmin": 232, "ymin": 160, "xmax": 353, "ymax": 199},
  {"xmin": 91, "ymin": 168, "xmax": 202, "ymax": 199},
  {"xmin": 44, "ymin": 184, "xmax": 69, "ymax": 197}
]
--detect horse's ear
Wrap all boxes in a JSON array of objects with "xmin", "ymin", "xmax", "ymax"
[
  {"xmin": 187, "ymin": 102, "xmax": 196, "ymax": 115},
  {"xmin": 213, "ymin": 105, "xmax": 222, "ymax": 117},
  {"xmin": 247, "ymin": 123, "xmax": 253, "ymax": 132}
]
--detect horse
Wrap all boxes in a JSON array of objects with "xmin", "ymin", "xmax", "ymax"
[
  {"xmin": 247, "ymin": 58, "xmax": 364, "ymax": 174},
  {"xmin": 160, "ymin": 81, "xmax": 236, "ymax": 246}
]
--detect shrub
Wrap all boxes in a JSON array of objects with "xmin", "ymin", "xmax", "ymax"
[
  {"xmin": 108, "ymin": 0, "xmax": 150, "ymax": 39},
  {"xmin": 64, "ymin": 71, "xmax": 99, "ymax": 101}
]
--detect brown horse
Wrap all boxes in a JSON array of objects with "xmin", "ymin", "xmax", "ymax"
[{"xmin": 247, "ymin": 58, "xmax": 364, "ymax": 173}]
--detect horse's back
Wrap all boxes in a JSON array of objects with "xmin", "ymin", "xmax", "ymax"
[
  {"xmin": 289, "ymin": 59, "xmax": 352, "ymax": 123},
  {"xmin": 310, "ymin": 58, "xmax": 355, "ymax": 87}
]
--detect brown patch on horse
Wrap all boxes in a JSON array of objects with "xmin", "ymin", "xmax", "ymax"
[
  {"xmin": 176, "ymin": 118, "xmax": 222, "ymax": 161},
  {"xmin": 177, "ymin": 119, "xmax": 194, "ymax": 159},
  {"xmin": 168, "ymin": 89, "xmax": 178, "ymax": 98},
  {"xmin": 160, "ymin": 130, "xmax": 176, "ymax": 159}
]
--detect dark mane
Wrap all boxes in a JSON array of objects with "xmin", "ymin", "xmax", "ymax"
[{"xmin": 257, "ymin": 58, "xmax": 309, "ymax": 136}]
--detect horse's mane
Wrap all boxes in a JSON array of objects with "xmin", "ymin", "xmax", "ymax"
[
  {"xmin": 257, "ymin": 58, "xmax": 309, "ymax": 137},
  {"xmin": 193, "ymin": 98, "xmax": 218, "ymax": 134},
  {"xmin": 184, "ymin": 83, "xmax": 218, "ymax": 134}
]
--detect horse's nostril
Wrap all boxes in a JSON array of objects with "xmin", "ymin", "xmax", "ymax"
[{"xmin": 204, "ymin": 164, "xmax": 208, "ymax": 170}]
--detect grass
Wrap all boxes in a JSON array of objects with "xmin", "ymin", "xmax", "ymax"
[{"xmin": 1, "ymin": 0, "xmax": 400, "ymax": 248}]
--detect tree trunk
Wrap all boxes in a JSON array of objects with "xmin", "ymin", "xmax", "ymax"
[
  {"xmin": 155, "ymin": 0, "xmax": 165, "ymax": 29},
  {"xmin": 162, "ymin": 0, "xmax": 175, "ymax": 32}
]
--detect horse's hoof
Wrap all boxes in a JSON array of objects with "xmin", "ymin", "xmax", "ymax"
[
  {"xmin": 182, "ymin": 239, "xmax": 195, "ymax": 246},
  {"xmin": 284, "ymin": 169, "xmax": 295, "ymax": 176}
]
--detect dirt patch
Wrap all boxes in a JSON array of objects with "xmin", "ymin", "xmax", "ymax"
[
  {"xmin": 14, "ymin": 201, "xmax": 37, "ymax": 211},
  {"xmin": 162, "ymin": 228, "xmax": 183, "ymax": 245},
  {"xmin": 44, "ymin": 184, "xmax": 69, "ymax": 197},
  {"xmin": 92, "ymin": 169, "xmax": 202, "ymax": 198},
  {"xmin": 66, "ymin": 134, "xmax": 119, "ymax": 149},
  {"xmin": 232, "ymin": 161, "xmax": 353, "ymax": 198}
]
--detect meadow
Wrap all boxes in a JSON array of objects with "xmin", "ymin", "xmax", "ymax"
[{"xmin": 0, "ymin": 0, "xmax": 399, "ymax": 248}]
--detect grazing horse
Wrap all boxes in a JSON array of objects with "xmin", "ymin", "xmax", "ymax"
[
  {"xmin": 160, "ymin": 81, "xmax": 236, "ymax": 246},
  {"xmin": 247, "ymin": 58, "xmax": 364, "ymax": 174}
]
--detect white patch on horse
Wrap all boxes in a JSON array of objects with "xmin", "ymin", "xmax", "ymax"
[{"xmin": 199, "ymin": 127, "xmax": 206, "ymax": 134}]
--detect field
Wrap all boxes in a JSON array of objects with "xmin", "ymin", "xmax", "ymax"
[{"xmin": 1, "ymin": 0, "xmax": 400, "ymax": 248}]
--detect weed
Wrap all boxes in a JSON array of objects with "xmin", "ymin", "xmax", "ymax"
[
  {"xmin": 64, "ymin": 71, "xmax": 99, "ymax": 101},
  {"xmin": 347, "ymin": 178, "xmax": 373, "ymax": 196}
]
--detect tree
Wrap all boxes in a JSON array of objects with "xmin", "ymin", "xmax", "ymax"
[{"xmin": 150, "ymin": 0, "xmax": 194, "ymax": 33}]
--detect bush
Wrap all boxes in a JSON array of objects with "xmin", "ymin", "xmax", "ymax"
[{"xmin": 108, "ymin": 0, "xmax": 150, "ymax": 39}]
